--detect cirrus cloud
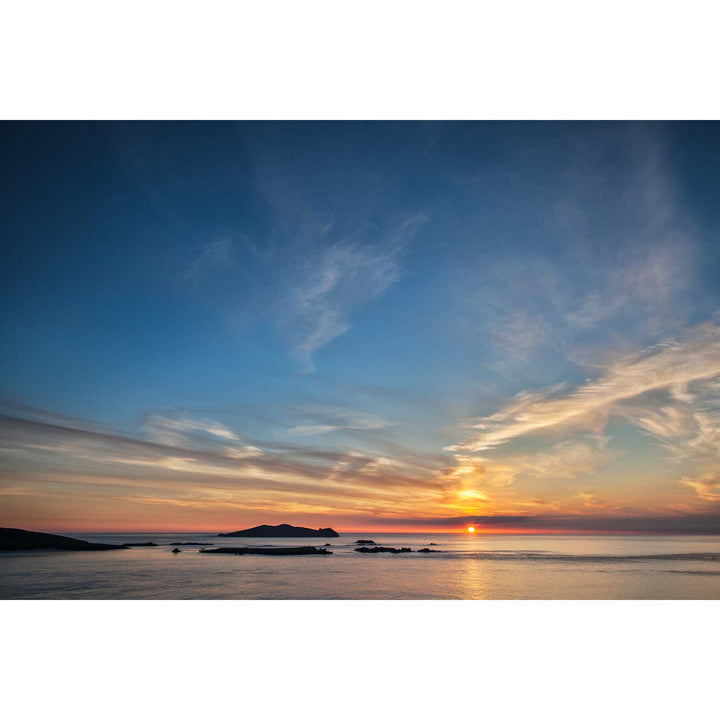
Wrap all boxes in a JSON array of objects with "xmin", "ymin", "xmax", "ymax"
[{"xmin": 447, "ymin": 322, "xmax": 720, "ymax": 453}]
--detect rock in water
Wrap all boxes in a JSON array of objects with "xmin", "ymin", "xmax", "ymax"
[
  {"xmin": 171, "ymin": 548, "xmax": 181, "ymax": 553},
  {"xmin": 200, "ymin": 546, "xmax": 332, "ymax": 556},
  {"xmin": 354, "ymin": 546, "xmax": 412, "ymax": 554}
]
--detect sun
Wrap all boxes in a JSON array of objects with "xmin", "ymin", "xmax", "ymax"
[{"xmin": 467, "ymin": 526, "xmax": 476, "ymax": 533}]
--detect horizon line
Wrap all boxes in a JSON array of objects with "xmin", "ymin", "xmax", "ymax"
[{"xmin": 13, "ymin": 526, "xmax": 720, "ymax": 537}]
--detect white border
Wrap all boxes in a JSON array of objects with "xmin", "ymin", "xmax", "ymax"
[
  {"xmin": 2, "ymin": 0, "xmax": 719, "ymax": 119},
  {"xmin": 2, "ymin": 601, "xmax": 718, "ymax": 719}
]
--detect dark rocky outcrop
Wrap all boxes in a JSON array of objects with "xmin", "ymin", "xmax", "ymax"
[
  {"xmin": 418, "ymin": 547, "xmax": 441, "ymax": 553},
  {"xmin": 0, "ymin": 527, "xmax": 126, "ymax": 552},
  {"xmin": 355, "ymin": 539, "xmax": 376, "ymax": 545},
  {"xmin": 171, "ymin": 548, "xmax": 181, "ymax": 553},
  {"xmin": 200, "ymin": 545, "xmax": 332, "ymax": 555},
  {"xmin": 123, "ymin": 542, "xmax": 158, "ymax": 547},
  {"xmin": 218, "ymin": 524, "xmax": 339, "ymax": 538},
  {"xmin": 354, "ymin": 546, "xmax": 412, "ymax": 554}
]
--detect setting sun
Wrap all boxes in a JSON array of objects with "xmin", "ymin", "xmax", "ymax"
[{"xmin": 467, "ymin": 526, "xmax": 475, "ymax": 533}]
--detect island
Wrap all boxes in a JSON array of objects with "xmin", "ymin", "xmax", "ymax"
[
  {"xmin": 355, "ymin": 539, "xmax": 376, "ymax": 545},
  {"xmin": 200, "ymin": 546, "xmax": 332, "ymax": 555},
  {"xmin": 0, "ymin": 527, "xmax": 127, "ymax": 552},
  {"xmin": 218, "ymin": 523, "xmax": 339, "ymax": 538}
]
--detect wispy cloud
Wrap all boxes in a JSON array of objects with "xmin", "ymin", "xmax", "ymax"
[
  {"xmin": 574, "ymin": 491, "xmax": 618, "ymax": 510},
  {"xmin": 437, "ymin": 322, "xmax": 720, "ymax": 519},
  {"xmin": 618, "ymin": 388, "xmax": 720, "ymax": 462},
  {"xmin": 447, "ymin": 322, "xmax": 720, "ymax": 453},
  {"xmin": 436, "ymin": 436, "xmax": 614, "ymax": 518},
  {"xmin": 562, "ymin": 127, "xmax": 693, "ymax": 335},
  {"xmin": 286, "ymin": 240, "xmax": 400, "ymax": 366},
  {"xmin": 143, "ymin": 412, "xmax": 262, "ymax": 458},
  {"xmin": 491, "ymin": 311, "xmax": 551, "ymax": 356},
  {"xmin": 0, "ymin": 407, "xmax": 446, "ymax": 527},
  {"xmin": 278, "ymin": 217, "xmax": 423, "ymax": 369},
  {"xmin": 682, "ymin": 473, "xmax": 720, "ymax": 502},
  {"xmin": 184, "ymin": 238, "xmax": 234, "ymax": 278},
  {"xmin": 564, "ymin": 239, "xmax": 691, "ymax": 331},
  {"xmin": 287, "ymin": 406, "xmax": 391, "ymax": 436},
  {"xmin": 523, "ymin": 437, "xmax": 613, "ymax": 480},
  {"xmin": 455, "ymin": 127, "xmax": 697, "ymax": 374}
]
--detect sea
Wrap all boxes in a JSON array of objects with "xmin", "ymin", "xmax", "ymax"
[{"xmin": 2, "ymin": 532, "xmax": 720, "ymax": 599}]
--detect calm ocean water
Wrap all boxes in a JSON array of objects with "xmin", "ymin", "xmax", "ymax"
[{"xmin": 2, "ymin": 533, "xmax": 720, "ymax": 599}]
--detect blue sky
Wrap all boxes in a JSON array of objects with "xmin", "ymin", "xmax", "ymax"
[{"xmin": 1, "ymin": 121, "xmax": 719, "ymax": 532}]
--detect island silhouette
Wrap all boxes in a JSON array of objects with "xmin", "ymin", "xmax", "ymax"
[
  {"xmin": 0, "ymin": 527, "xmax": 126, "ymax": 552},
  {"xmin": 218, "ymin": 523, "xmax": 339, "ymax": 538}
]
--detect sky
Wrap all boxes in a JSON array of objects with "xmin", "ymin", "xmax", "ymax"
[{"xmin": 1, "ymin": 121, "xmax": 720, "ymax": 533}]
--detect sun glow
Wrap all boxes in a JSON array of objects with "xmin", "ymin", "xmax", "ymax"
[{"xmin": 467, "ymin": 526, "xmax": 475, "ymax": 533}]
